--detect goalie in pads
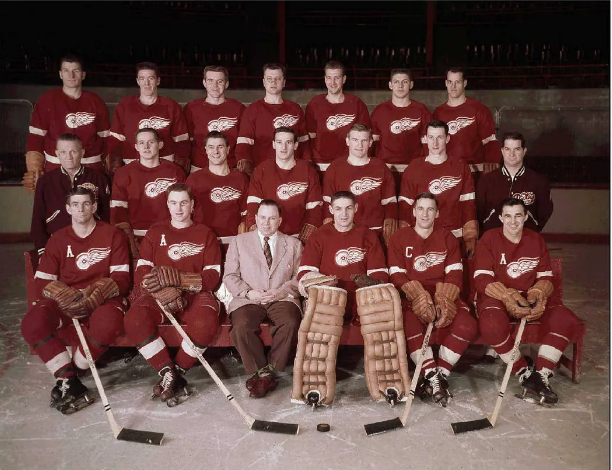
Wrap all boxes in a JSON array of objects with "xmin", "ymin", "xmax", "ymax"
[
  {"xmin": 388, "ymin": 192, "xmax": 477, "ymax": 407},
  {"xmin": 294, "ymin": 191, "xmax": 409, "ymax": 406},
  {"xmin": 21, "ymin": 187, "xmax": 130, "ymax": 414}
]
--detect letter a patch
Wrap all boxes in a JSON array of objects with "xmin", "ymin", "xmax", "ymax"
[
  {"xmin": 500, "ymin": 253, "xmax": 507, "ymax": 265},
  {"xmin": 160, "ymin": 234, "xmax": 167, "ymax": 246},
  {"xmin": 66, "ymin": 245, "xmax": 74, "ymax": 258}
]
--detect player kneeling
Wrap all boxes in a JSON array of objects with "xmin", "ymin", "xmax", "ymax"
[
  {"xmin": 388, "ymin": 192, "xmax": 477, "ymax": 406},
  {"xmin": 21, "ymin": 187, "xmax": 130, "ymax": 414},
  {"xmin": 123, "ymin": 183, "xmax": 222, "ymax": 406},
  {"xmin": 474, "ymin": 198, "xmax": 580, "ymax": 406}
]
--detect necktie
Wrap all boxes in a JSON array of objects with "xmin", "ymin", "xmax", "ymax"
[{"xmin": 263, "ymin": 236, "xmax": 272, "ymax": 268}]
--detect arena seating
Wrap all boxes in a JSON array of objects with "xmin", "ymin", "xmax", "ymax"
[{"xmin": 24, "ymin": 250, "xmax": 586, "ymax": 383}]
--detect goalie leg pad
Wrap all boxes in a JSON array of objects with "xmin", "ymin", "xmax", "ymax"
[
  {"xmin": 291, "ymin": 285, "xmax": 346, "ymax": 406},
  {"xmin": 356, "ymin": 283, "xmax": 411, "ymax": 403}
]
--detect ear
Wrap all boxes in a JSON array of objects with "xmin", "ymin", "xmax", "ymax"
[
  {"xmin": 329, "ymin": 205, "xmax": 334, "ymax": 215},
  {"xmin": 81, "ymin": 71, "xmax": 86, "ymax": 81},
  {"xmin": 202, "ymin": 79, "xmax": 206, "ymax": 88},
  {"xmin": 498, "ymin": 214, "xmax": 503, "ymax": 223},
  {"xmin": 354, "ymin": 203, "xmax": 358, "ymax": 213},
  {"xmin": 342, "ymin": 75, "xmax": 346, "ymax": 86},
  {"xmin": 523, "ymin": 147, "xmax": 527, "ymax": 157},
  {"xmin": 156, "ymin": 77, "xmax": 161, "ymax": 86},
  {"xmin": 293, "ymin": 141, "xmax": 299, "ymax": 150},
  {"xmin": 445, "ymin": 134, "xmax": 450, "ymax": 144},
  {"xmin": 435, "ymin": 210, "xmax": 439, "ymax": 219},
  {"xmin": 272, "ymin": 140, "xmax": 277, "ymax": 150},
  {"xmin": 409, "ymin": 80, "xmax": 413, "ymax": 90},
  {"xmin": 158, "ymin": 140, "xmax": 164, "ymax": 150},
  {"xmin": 224, "ymin": 80, "xmax": 229, "ymax": 90},
  {"xmin": 92, "ymin": 200, "xmax": 98, "ymax": 213},
  {"xmin": 388, "ymin": 81, "xmax": 393, "ymax": 91},
  {"xmin": 66, "ymin": 204, "xmax": 72, "ymax": 216},
  {"xmin": 463, "ymin": 79, "xmax": 467, "ymax": 89}
]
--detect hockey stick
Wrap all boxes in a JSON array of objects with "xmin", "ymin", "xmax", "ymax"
[
  {"xmin": 364, "ymin": 319, "xmax": 435, "ymax": 436},
  {"xmin": 451, "ymin": 317, "xmax": 527, "ymax": 434},
  {"xmin": 72, "ymin": 318, "xmax": 164, "ymax": 445},
  {"xmin": 157, "ymin": 301, "xmax": 299, "ymax": 435}
]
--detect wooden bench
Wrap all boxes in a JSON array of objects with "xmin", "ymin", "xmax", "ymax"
[{"xmin": 24, "ymin": 251, "xmax": 586, "ymax": 383}]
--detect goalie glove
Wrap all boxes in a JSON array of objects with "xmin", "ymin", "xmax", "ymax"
[
  {"xmin": 151, "ymin": 286, "xmax": 186, "ymax": 314},
  {"xmin": 115, "ymin": 222, "xmax": 140, "ymax": 259},
  {"xmin": 298, "ymin": 272, "xmax": 337, "ymax": 298},
  {"xmin": 382, "ymin": 218, "xmax": 398, "ymax": 246},
  {"xmin": 525, "ymin": 280, "xmax": 554, "ymax": 321},
  {"xmin": 64, "ymin": 278, "xmax": 120, "ymax": 318},
  {"xmin": 142, "ymin": 266, "xmax": 202, "ymax": 294},
  {"xmin": 462, "ymin": 220, "xmax": 478, "ymax": 258},
  {"xmin": 298, "ymin": 223, "xmax": 317, "ymax": 244},
  {"xmin": 350, "ymin": 273, "xmax": 384, "ymax": 289},
  {"xmin": 22, "ymin": 151, "xmax": 45, "ymax": 193},
  {"xmin": 485, "ymin": 281, "xmax": 531, "ymax": 318},
  {"xmin": 433, "ymin": 282, "xmax": 460, "ymax": 329},
  {"xmin": 401, "ymin": 280, "xmax": 435, "ymax": 324}
]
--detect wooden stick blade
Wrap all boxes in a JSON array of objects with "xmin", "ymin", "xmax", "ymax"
[
  {"xmin": 117, "ymin": 428, "xmax": 165, "ymax": 445},
  {"xmin": 451, "ymin": 418, "xmax": 492, "ymax": 434},
  {"xmin": 251, "ymin": 420, "xmax": 299, "ymax": 435},
  {"xmin": 364, "ymin": 417, "xmax": 404, "ymax": 436}
]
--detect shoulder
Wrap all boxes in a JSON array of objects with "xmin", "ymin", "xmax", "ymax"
[
  {"xmin": 432, "ymin": 102, "xmax": 448, "ymax": 115},
  {"xmin": 279, "ymin": 232, "xmax": 301, "ymax": 248},
  {"xmin": 372, "ymin": 100, "xmax": 391, "ymax": 114},
  {"xmin": 117, "ymin": 95, "xmax": 137, "ymax": 107},
  {"xmin": 407, "ymin": 157, "xmax": 426, "ymax": 170},
  {"xmin": 225, "ymin": 98, "xmax": 246, "ymax": 110},
  {"xmin": 157, "ymin": 96, "xmax": 181, "ymax": 108},
  {"xmin": 345, "ymin": 93, "xmax": 366, "ymax": 105},
  {"xmin": 307, "ymin": 94, "xmax": 326, "ymax": 105},
  {"xmin": 245, "ymin": 99, "xmax": 264, "ymax": 110},
  {"xmin": 284, "ymin": 99, "xmax": 302, "ymax": 111}
]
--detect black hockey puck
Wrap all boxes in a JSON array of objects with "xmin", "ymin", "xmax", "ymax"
[{"xmin": 317, "ymin": 423, "xmax": 330, "ymax": 433}]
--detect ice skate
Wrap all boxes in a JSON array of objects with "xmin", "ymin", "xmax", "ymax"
[
  {"xmin": 430, "ymin": 369, "xmax": 452, "ymax": 407},
  {"xmin": 53, "ymin": 376, "xmax": 95, "ymax": 415},
  {"xmin": 415, "ymin": 371, "xmax": 434, "ymax": 401},
  {"xmin": 516, "ymin": 368, "xmax": 558, "ymax": 407},
  {"xmin": 157, "ymin": 365, "xmax": 192, "ymax": 407}
]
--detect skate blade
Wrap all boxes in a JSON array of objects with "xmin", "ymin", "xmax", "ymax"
[
  {"xmin": 58, "ymin": 396, "xmax": 95, "ymax": 415},
  {"xmin": 514, "ymin": 393, "xmax": 555, "ymax": 408},
  {"xmin": 165, "ymin": 387, "xmax": 194, "ymax": 407},
  {"xmin": 451, "ymin": 418, "xmax": 492, "ymax": 434},
  {"xmin": 364, "ymin": 417, "xmax": 404, "ymax": 436}
]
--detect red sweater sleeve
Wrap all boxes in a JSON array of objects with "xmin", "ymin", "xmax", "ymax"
[
  {"xmin": 461, "ymin": 163, "xmax": 477, "ymax": 225},
  {"xmin": 235, "ymin": 104, "xmax": 256, "ymax": 164},
  {"xmin": 110, "ymin": 169, "xmax": 130, "ymax": 225},
  {"xmin": 443, "ymin": 232, "xmax": 463, "ymax": 289},
  {"xmin": 296, "ymin": 107, "xmax": 312, "ymax": 161},
  {"xmin": 171, "ymin": 102, "xmax": 190, "ymax": 160},
  {"xmin": 399, "ymin": 164, "xmax": 416, "ymax": 224},
  {"xmin": 109, "ymin": 227, "xmax": 131, "ymax": 295},
  {"xmin": 477, "ymin": 103, "xmax": 502, "ymax": 164},
  {"xmin": 382, "ymin": 165, "xmax": 398, "ymax": 220},
  {"xmin": 245, "ymin": 166, "xmax": 264, "ymax": 229},
  {"xmin": 473, "ymin": 236, "xmax": 496, "ymax": 294},
  {"xmin": 365, "ymin": 231, "xmax": 389, "ymax": 283},
  {"xmin": 199, "ymin": 229, "xmax": 222, "ymax": 291},
  {"xmin": 304, "ymin": 166, "xmax": 324, "ymax": 227},
  {"xmin": 387, "ymin": 231, "xmax": 409, "ymax": 288}
]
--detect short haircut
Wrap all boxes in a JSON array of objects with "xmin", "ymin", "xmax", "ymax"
[
  {"xmin": 347, "ymin": 123, "xmax": 372, "ymax": 137},
  {"xmin": 426, "ymin": 120, "xmax": 449, "ymax": 136},
  {"xmin": 166, "ymin": 183, "xmax": 193, "ymax": 200},
  {"xmin": 414, "ymin": 192, "xmax": 439, "ymax": 210},
  {"xmin": 324, "ymin": 60, "xmax": 346, "ymax": 76},
  {"xmin": 57, "ymin": 133, "xmax": 83, "ymax": 147},
  {"xmin": 203, "ymin": 65, "xmax": 229, "ymax": 80},
  {"xmin": 205, "ymin": 131, "xmax": 229, "ymax": 146},
  {"xmin": 446, "ymin": 66, "xmax": 466, "ymax": 80},
  {"xmin": 136, "ymin": 61, "xmax": 160, "ymax": 77},
  {"xmin": 500, "ymin": 197, "xmax": 526, "ymax": 213},
  {"xmin": 502, "ymin": 131, "xmax": 526, "ymax": 148},
  {"xmin": 135, "ymin": 127, "xmax": 161, "ymax": 142},
  {"xmin": 390, "ymin": 68, "xmax": 412, "ymax": 81},
  {"xmin": 65, "ymin": 186, "xmax": 95, "ymax": 204},
  {"xmin": 273, "ymin": 126, "xmax": 297, "ymax": 142},
  {"xmin": 258, "ymin": 199, "xmax": 282, "ymax": 217},
  {"xmin": 59, "ymin": 54, "xmax": 84, "ymax": 70},
  {"xmin": 262, "ymin": 62, "xmax": 287, "ymax": 79},
  {"xmin": 330, "ymin": 191, "xmax": 356, "ymax": 205}
]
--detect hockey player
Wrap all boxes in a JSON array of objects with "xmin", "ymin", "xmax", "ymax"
[
  {"xmin": 23, "ymin": 54, "xmax": 110, "ymax": 192},
  {"xmin": 323, "ymin": 123, "xmax": 398, "ymax": 245},
  {"xmin": 21, "ymin": 187, "xmax": 130, "ymax": 414},
  {"xmin": 110, "ymin": 128, "xmax": 186, "ymax": 258},
  {"xmin": 399, "ymin": 120, "xmax": 478, "ymax": 258},
  {"xmin": 246, "ymin": 127, "xmax": 323, "ymax": 243},
  {"xmin": 474, "ymin": 197, "xmax": 580, "ymax": 405},
  {"xmin": 183, "ymin": 65, "xmax": 246, "ymax": 172},
  {"xmin": 235, "ymin": 63, "xmax": 310, "ymax": 174},
  {"xmin": 388, "ymin": 192, "xmax": 477, "ymax": 406},
  {"xmin": 294, "ymin": 191, "xmax": 409, "ymax": 406},
  {"xmin": 106, "ymin": 62, "xmax": 190, "ymax": 175},
  {"xmin": 124, "ymin": 183, "xmax": 221, "ymax": 406},
  {"xmin": 432, "ymin": 67, "xmax": 501, "ymax": 183},
  {"xmin": 305, "ymin": 61, "xmax": 371, "ymax": 172},
  {"xmin": 371, "ymin": 68, "xmax": 431, "ymax": 168},
  {"xmin": 31, "ymin": 133, "xmax": 110, "ymax": 257},
  {"xmin": 477, "ymin": 132, "xmax": 553, "ymax": 234}
]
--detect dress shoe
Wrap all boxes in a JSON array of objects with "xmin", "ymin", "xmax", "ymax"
[
  {"xmin": 246, "ymin": 372, "xmax": 260, "ymax": 391},
  {"xmin": 249, "ymin": 375, "xmax": 277, "ymax": 398}
]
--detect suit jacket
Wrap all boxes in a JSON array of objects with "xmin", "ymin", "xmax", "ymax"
[{"xmin": 223, "ymin": 230, "xmax": 303, "ymax": 314}]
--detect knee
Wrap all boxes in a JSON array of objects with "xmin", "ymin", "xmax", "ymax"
[
  {"xmin": 478, "ymin": 305, "xmax": 509, "ymax": 341},
  {"xmin": 89, "ymin": 305, "xmax": 124, "ymax": 343},
  {"xmin": 21, "ymin": 305, "xmax": 55, "ymax": 343},
  {"xmin": 124, "ymin": 306, "xmax": 157, "ymax": 336},
  {"xmin": 549, "ymin": 305, "xmax": 581, "ymax": 335},
  {"xmin": 454, "ymin": 309, "xmax": 478, "ymax": 341}
]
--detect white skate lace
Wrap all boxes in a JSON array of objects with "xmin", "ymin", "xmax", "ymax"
[
  {"xmin": 59, "ymin": 378, "xmax": 70, "ymax": 397},
  {"xmin": 538, "ymin": 370, "xmax": 553, "ymax": 387},
  {"xmin": 430, "ymin": 372, "xmax": 441, "ymax": 393},
  {"xmin": 161, "ymin": 369, "xmax": 175, "ymax": 391}
]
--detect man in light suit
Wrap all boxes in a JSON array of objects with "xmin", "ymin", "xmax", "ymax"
[{"xmin": 223, "ymin": 199, "xmax": 303, "ymax": 398}]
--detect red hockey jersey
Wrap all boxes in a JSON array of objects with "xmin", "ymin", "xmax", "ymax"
[
  {"xmin": 305, "ymin": 93, "xmax": 371, "ymax": 165},
  {"xmin": 108, "ymin": 96, "xmax": 189, "ymax": 164},
  {"xmin": 246, "ymin": 159, "xmax": 323, "ymax": 236},
  {"xmin": 186, "ymin": 168, "xmax": 248, "ymax": 238},
  {"xmin": 27, "ymin": 88, "xmax": 110, "ymax": 171},
  {"xmin": 110, "ymin": 160, "xmax": 186, "ymax": 234},
  {"xmin": 183, "ymin": 98, "xmax": 246, "ymax": 170},
  {"xmin": 235, "ymin": 99, "xmax": 311, "ymax": 166}
]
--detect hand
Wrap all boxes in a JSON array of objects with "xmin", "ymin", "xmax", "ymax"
[
  {"xmin": 382, "ymin": 218, "xmax": 398, "ymax": 246},
  {"xmin": 237, "ymin": 222, "xmax": 248, "ymax": 234},
  {"xmin": 246, "ymin": 289, "xmax": 268, "ymax": 304},
  {"xmin": 322, "ymin": 218, "xmax": 332, "ymax": 225},
  {"xmin": 236, "ymin": 159, "xmax": 254, "ymax": 176},
  {"xmin": 433, "ymin": 293, "xmax": 457, "ymax": 329},
  {"xmin": 259, "ymin": 288, "xmax": 286, "ymax": 304},
  {"xmin": 525, "ymin": 297, "xmax": 547, "ymax": 321},
  {"xmin": 351, "ymin": 274, "xmax": 384, "ymax": 288},
  {"xmin": 463, "ymin": 237, "xmax": 477, "ymax": 258},
  {"xmin": 412, "ymin": 292, "xmax": 435, "ymax": 324},
  {"xmin": 248, "ymin": 224, "xmax": 257, "ymax": 232},
  {"xmin": 482, "ymin": 162, "xmax": 500, "ymax": 174},
  {"xmin": 22, "ymin": 170, "xmax": 43, "ymax": 193},
  {"xmin": 142, "ymin": 269, "xmax": 163, "ymax": 293},
  {"xmin": 504, "ymin": 290, "xmax": 532, "ymax": 318}
]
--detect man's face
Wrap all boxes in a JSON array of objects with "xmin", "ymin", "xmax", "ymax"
[
  {"xmin": 502, "ymin": 139, "xmax": 527, "ymax": 168},
  {"xmin": 389, "ymin": 73, "xmax": 412, "ymax": 99},
  {"xmin": 263, "ymin": 69, "xmax": 285, "ymax": 95},
  {"xmin": 413, "ymin": 197, "xmax": 439, "ymax": 231},
  {"xmin": 445, "ymin": 71, "xmax": 466, "ymax": 100},
  {"xmin": 205, "ymin": 137, "xmax": 229, "ymax": 165},
  {"xmin": 204, "ymin": 71, "xmax": 228, "ymax": 99},
  {"xmin": 330, "ymin": 197, "xmax": 357, "ymax": 229},
  {"xmin": 500, "ymin": 204, "xmax": 526, "ymax": 238},
  {"xmin": 66, "ymin": 194, "xmax": 96, "ymax": 224},
  {"xmin": 135, "ymin": 131, "xmax": 163, "ymax": 160},
  {"xmin": 346, "ymin": 130, "xmax": 372, "ymax": 159},
  {"xmin": 56, "ymin": 140, "xmax": 84, "ymax": 172},
  {"xmin": 426, "ymin": 126, "xmax": 450, "ymax": 156},
  {"xmin": 272, "ymin": 132, "xmax": 298, "ymax": 162},
  {"xmin": 324, "ymin": 68, "xmax": 346, "ymax": 95},
  {"xmin": 59, "ymin": 61, "xmax": 85, "ymax": 89},
  {"xmin": 256, "ymin": 204, "xmax": 282, "ymax": 237},
  {"xmin": 167, "ymin": 191, "xmax": 194, "ymax": 224},
  {"xmin": 137, "ymin": 69, "xmax": 160, "ymax": 97}
]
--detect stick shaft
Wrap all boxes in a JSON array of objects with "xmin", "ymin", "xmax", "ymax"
[
  {"xmin": 72, "ymin": 318, "xmax": 122, "ymax": 437},
  {"xmin": 489, "ymin": 318, "xmax": 527, "ymax": 426},
  {"xmin": 400, "ymin": 321, "xmax": 434, "ymax": 425},
  {"xmin": 157, "ymin": 302, "xmax": 255, "ymax": 427}
]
